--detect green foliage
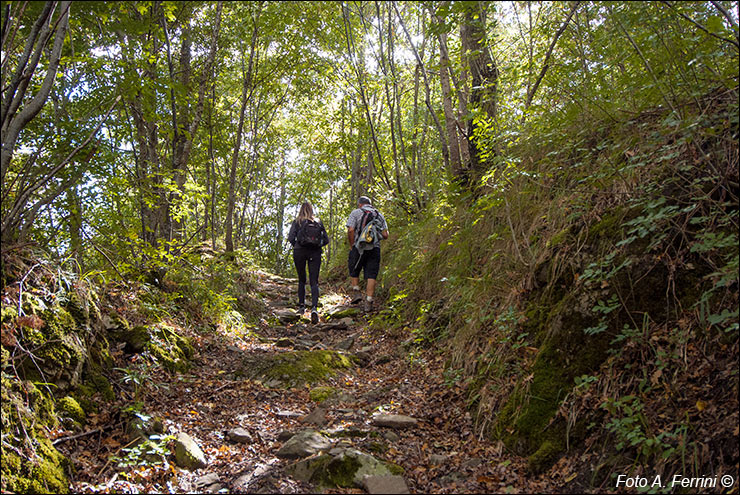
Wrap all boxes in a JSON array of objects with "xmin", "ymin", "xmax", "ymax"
[{"xmin": 112, "ymin": 434, "xmax": 175, "ymax": 469}]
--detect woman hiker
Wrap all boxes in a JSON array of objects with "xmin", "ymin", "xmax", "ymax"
[{"xmin": 288, "ymin": 201, "xmax": 329, "ymax": 324}]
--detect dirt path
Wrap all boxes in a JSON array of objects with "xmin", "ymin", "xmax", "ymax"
[{"xmin": 67, "ymin": 273, "xmax": 544, "ymax": 494}]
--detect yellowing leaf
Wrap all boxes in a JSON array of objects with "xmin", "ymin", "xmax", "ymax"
[{"xmin": 695, "ymin": 400, "xmax": 707, "ymax": 411}]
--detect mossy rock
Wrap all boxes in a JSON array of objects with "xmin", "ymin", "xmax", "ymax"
[
  {"xmin": 90, "ymin": 335, "xmax": 114, "ymax": 370},
  {"xmin": 316, "ymin": 449, "xmax": 395, "ymax": 488},
  {"xmin": 309, "ymin": 386, "xmax": 336, "ymax": 403},
  {"xmin": 78, "ymin": 371, "xmax": 115, "ymax": 402},
  {"xmin": 146, "ymin": 325, "xmax": 194, "ymax": 373},
  {"xmin": 1, "ymin": 379, "xmax": 70, "ymax": 494},
  {"xmin": 327, "ymin": 306, "xmax": 361, "ymax": 319},
  {"xmin": 244, "ymin": 350, "xmax": 354, "ymax": 388},
  {"xmin": 492, "ymin": 292, "xmax": 611, "ymax": 471},
  {"xmin": 527, "ymin": 439, "xmax": 564, "ymax": 474},
  {"xmin": 64, "ymin": 291, "xmax": 90, "ymax": 327},
  {"xmin": 1, "ymin": 435, "xmax": 70, "ymax": 494},
  {"xmin": 124, "ymin": 325, "xmax": 150, "ymax": 353},
  {"xmin": 57, "ymin": 396, "xmax": 86, "ymax": 426},
  {"xmin": 20, "ymin": 307, "xmax": 85, "ymax": 389}
]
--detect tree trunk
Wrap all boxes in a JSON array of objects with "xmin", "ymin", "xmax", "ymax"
[
  {"xmin": 1, "ymin": 1, "xmax": 69, "ymax": 183},
  {"xmin": 461, "ymin": 1, "xmax": 498, "ymax": 185},
  {"xmin": 225, "ymin": 6, "xmax": 260, "ymax": 254},
  {"xmin": 432, "ymin": 4, "xmax": 463, "ymax": 181}
]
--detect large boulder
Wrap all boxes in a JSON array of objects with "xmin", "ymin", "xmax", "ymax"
[
  {"xmin": 174, "ymin": 432, "xmax": 207, "ymax": 469},
  {"xmin": 326, "ymin": 306, "xmax": 361, "ymax": 319},
  {"xmin": 287, "ymin": 448, "xmax": 403, "ymax": 489},
  {"xmin": 362, "ymin": 475, "xmax": 410, "ymax": 494},
  {"xmin": 242, "ymin": 350, "xmax": 354, "ymax": 388},
  {"xmin": 276, "ymin": 430, "xmax": 332, "ymax": 459}
]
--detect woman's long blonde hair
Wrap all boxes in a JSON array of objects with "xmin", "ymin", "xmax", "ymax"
[{"xmin": 296, "ymin": 202, "xmax": 315, "ymax": 223}]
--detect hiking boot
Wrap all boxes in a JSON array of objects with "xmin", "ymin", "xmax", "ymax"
[
  {"xmin": 298, "ymin": 304, "xmax": 306, "ymax": 314},
  {"xmin": 351, "ymin": 289, "xmax": 363, "ymax": 305},
  {"xmin": 311, "ymin": 310, "xmax": 319, "ymax": 324},
  {"xmin": 363, "ymin": 298, "xmax": 373, "ymax": 313}
]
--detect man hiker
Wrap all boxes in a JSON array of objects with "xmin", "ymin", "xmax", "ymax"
[{"xmin": 346, "ymin": 195, "xmax": 389, "ymax": 313}]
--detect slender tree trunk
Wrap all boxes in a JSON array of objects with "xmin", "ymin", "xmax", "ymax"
[
  {"xmin": 225, "ymin": 6, "xmax": 260, "ymax": 254},
  {"xmin": 66, "ymin": 186, "xmax": 82, "ymax": 265},
  {"xmin": 431, "ymin": 3, "xmax": 463, "ymax": 181},
  {"xmin": 275, "ymin": 160, "xmax": 286, "ymax": 272},
  {"xmin": 394, "ymin": 2, "xmax": 449, "ymax": 174}
]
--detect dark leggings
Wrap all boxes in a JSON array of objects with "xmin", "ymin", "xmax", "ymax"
[{"xmin": 293, "ymin": 246, "xmax": 321, "ymax": 309}]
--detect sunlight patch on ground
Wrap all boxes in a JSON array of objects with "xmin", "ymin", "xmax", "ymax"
[{"xmin": 319, "ymin": 291, "xmax": 345, "ymax": 308}]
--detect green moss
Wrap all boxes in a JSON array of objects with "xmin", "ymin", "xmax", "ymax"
[
  {"xmin": 1, "ymin": 346, "xmax": 10, "ymax": 368},
  {"xmin": 20, "ymin": 307, "xmax": 84, "ymax": 387},
  {"xmin": 547, "ymin": 226, "xmax": 572, "ymax": 249},
  {"xmin": 124, "ymin": 325, "xmax": 150, "ymax": 353},
  {"xmin": 90, "ymin": 336, "xmax": 114, "ymax": 370},
  {"xmin": 1, "ymin": 379, "xmax": 70, "ymax": 494},
  {"xmin": 367, "ymin": 441, "xmax": 388, "ymax": 454},
  {"xmin": 245, "ymin": 350, "xmax": 354, "ymax": 388},
  {"xmin": 145, "ymin": 325, "xmax": 194, "ymax": 373},
  {"xmin": 310, "ymin": 386, "xmax": 336, "ymax": 403},
  {"xmin": 528, "ymin": 440, "xmax": 564, "ymax": 474},
  {"xmin": 64, "ymin": 291, "xmax": 89, "ymax": 327},
  {"xmin": 58, "ymin": 396, "xmax": 86, "ymax": 425},
  {"xmin": 322, "ymin": 454, "xmax": 361, "ymax": 487},
  {"xmin": 1, "ymin": 302, "xmax": 18, "ymax": 324},
  {"xmin": 386, "ymin": 462, "xmax": 405, "ymax": 475},
  {"xmin": 90, "ymin": 372, "xmax": 115, "ymax": 401},
  {"xmin": 587, "ymin": 207, "xmax": 628, "ymax": 244},
  {"xmin": 492, "ymin": 293, "xmax": 612, "ymax": 472},
  {"xmin": 2, "ymin": 436, "xmax": 70, "ymax": 494}
]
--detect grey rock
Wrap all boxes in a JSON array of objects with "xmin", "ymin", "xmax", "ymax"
[
  {"xmin": 382, "ymin": 430, "xmax": 400, "ymax": 443},
  {"xmin": 174, "ymin": 432, "xmax": 207, "ymax": 469},
  {"xmin": 430, "ymin": 454, "xmax": 448, "ymax": 466},
  {"xmin": 362, "ymin": 475, "xmax": 410, "ymax": 494},
  {"xmin": 194, "ymin": 473, "xmax": 220, "ymax": 491},
  {"xmin": 276, "ymin": 410, "xmax": 303, "ymax": 419},
  {"xmin": 226, "ymin": 427, "xmax": 253, "ymax": 443},
  {"xmin": 327, "ymin": 306, "xmax": 361, "ymax": 319},
  {"xmin": 276, "ymin": 430, "xmax": 332, "ymax": 459},
  {"xmin": 301, "ymin": 406, "xmax": 328, "ymax": 426},
  {"xmin": 277, "ymin": 429, "xmax": 300, "ymax": 441},
  {"xmin": 336, "ymin": 336, "xmax": 355, "ymax": 351},
  {"xmin": 314, "ymin": 321, "xmax": 347, "ymax": 332},
  {"xmin": 275, "ymin": 309, "xmax": 300, "ymax": 324},
  {"xmin": 371, "ymin": 413, "xmax": 418, "ymax": 429},
  {"xmin": 274, "ymin": 337, "xmax": 294, "ymax": 348},
  {"xmin": 286, "ymin": 448, "xmax": 395, "ymax": 488},
  {"xmin": 462, "ymin": 457, "xmax": 483, "ymax": 469},
  {"xmin": 339, "ymin": 317, "xmax": 354, "ymax": 326}
]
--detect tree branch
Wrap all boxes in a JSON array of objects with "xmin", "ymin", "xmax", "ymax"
[
  {"xmin": 525, "ymin": 1, "xmax": 581, "ymax": 110},
  {"xmin": 662, "ymin": 1, "xmax": 738, "ymax": 50}
]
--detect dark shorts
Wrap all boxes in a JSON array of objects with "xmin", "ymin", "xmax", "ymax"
[{"xmin": 348, "ymin": 246, "xmax": 381, "ymax": 279}]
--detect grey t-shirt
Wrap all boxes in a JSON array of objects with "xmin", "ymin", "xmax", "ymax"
[{"xmin": 346, "ymin": 205, "xmax": 388, "ymax": 248}]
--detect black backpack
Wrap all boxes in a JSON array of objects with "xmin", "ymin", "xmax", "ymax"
[{"xmin": 297, "ymin": 219, "xmax": 323, "ymax": 247}]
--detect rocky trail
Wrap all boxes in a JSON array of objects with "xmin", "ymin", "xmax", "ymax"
[{"xmin": 63, "ymin": 273, "xmax": 555, "ymax": 494}]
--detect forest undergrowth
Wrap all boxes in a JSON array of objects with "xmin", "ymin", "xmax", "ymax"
[{"xmin": 373, "ymin": 88, "xmax": 739, "ymax": 487}]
